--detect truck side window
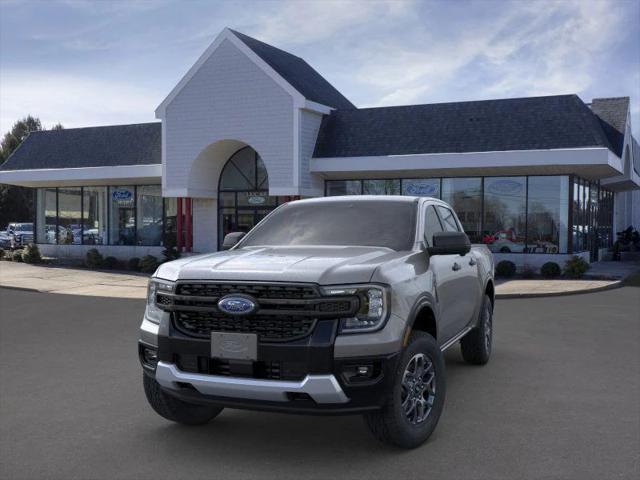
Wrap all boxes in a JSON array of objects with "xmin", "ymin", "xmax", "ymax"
[
  {"xmin": 424, "ymin": 205, "xmax": 443, "ymax": 246},
  {"xmin": 436, "ymin": 206, "xmax": 460, "ymax": 232}
]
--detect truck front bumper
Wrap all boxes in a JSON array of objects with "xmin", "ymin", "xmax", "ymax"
[
  {"xmin": 139, "ymin": 316, "xmax": 401, "ymax": 415},
  {"xmin": 156, "ymin": 361, "xmax": 349, "ymax": 404}
]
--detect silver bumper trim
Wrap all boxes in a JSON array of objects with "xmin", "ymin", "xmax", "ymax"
[
  {"xmin": 155, "ymin": 361, "xmax": 349, "ymax": 404},
  {"xmin": 139, "ymin": 317, "xmax": 159, "ymax": 346}
]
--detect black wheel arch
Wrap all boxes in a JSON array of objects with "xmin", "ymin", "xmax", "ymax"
[{"xmin": 403, "ymin": 295, "xmax": 439, "ymax": 346}]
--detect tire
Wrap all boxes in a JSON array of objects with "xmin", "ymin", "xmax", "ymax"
[
  {"xmin": 460, "ymin": 294, "xmax": 493, "ymax": 365},
  {"xmin": 143, "ymin": 374, "xmax": 223, "ymax": 425},
  {"xmin": 364, "ymin": 331, "xmax": 446, "ymax": 449}
]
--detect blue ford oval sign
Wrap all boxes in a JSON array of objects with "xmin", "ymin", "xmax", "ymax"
[{"xmin": 217, "ymin": 295, "xmax": 257, "ymax": 316}]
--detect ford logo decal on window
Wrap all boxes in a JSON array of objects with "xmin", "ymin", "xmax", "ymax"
[{"xmin": 217, "ymin": 295, "xmax": 257, "ymax": 316}]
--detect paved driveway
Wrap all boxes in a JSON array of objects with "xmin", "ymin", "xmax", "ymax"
[{"xmin": 0, "ymin": 287, "xmax": 638, "ymax": 480}]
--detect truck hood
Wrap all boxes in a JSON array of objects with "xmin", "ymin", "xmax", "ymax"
[{"xmin": 154, "ymin": 246, "xmax": 406, "ymax": 285}]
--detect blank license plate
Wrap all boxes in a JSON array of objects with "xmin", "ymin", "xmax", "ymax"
[{"xmin": 211, "ymin": 332, "xmax": 258, "ymax": 361}]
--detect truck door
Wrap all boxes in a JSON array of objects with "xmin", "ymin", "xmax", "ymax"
[
  {"xmin": 435, "ymin": 205, "xmax": 480, "ymax": 338},
  {"xmin": 423, "ymin": 205, "xmax": 462, "ymax": 344}
]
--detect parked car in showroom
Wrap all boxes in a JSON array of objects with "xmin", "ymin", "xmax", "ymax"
[
  {"xmin": 2, "ymin": 223, "xmax": 34, "ymax": 249},
  {"xmin": 139, "ymin": 196, "xmax": 495, "ymax": 448}
]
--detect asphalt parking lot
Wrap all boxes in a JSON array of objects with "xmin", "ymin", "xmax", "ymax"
[{"xmin": 0, "ymin": 287, "xmax": 638, "ymax": 480}]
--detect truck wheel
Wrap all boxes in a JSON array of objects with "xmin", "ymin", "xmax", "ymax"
[
  {"xmin": 364, "ymin": 331, "xmax": 446, "ymax": 449},
  {"xmin": 460, "ymin": 294, "xmax": 493, "ymax": 365},
  {"xmin": 143, "ymin": 374, "xmax": 223, "ymax": 425}
]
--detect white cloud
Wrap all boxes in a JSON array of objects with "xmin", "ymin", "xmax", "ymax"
[
  {"xmin": 0, "ymin": 71, "xmax": 159, "ymax": 132},
  {"xmin": 249, "ymin": 0, "xmax": 415, "ymax": 46},
  {"xmin": 348, "ymin": 0, "xmax": 627, "ymax": 107}
]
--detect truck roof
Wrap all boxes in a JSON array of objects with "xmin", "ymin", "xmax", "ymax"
[{"xmin": 291, "ymin": 195, "xmax": 424, "ymax": 206}]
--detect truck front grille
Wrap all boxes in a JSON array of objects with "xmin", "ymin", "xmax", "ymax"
[
  {"xmin": 174, "ymin": 311, "xmax": 316, "ymax": 341},
  {"xmin": 162, "ymin": 282, "xmax": 358, "ymax": 343}
]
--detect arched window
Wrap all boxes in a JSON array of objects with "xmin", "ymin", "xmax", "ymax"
[
  {"xmin": 218, "ymin": 146, "xmax": 278, "ymax": 247},
  {"xmin": 219, "ymin": 146, "xmax": 269, "ymax": 191}
]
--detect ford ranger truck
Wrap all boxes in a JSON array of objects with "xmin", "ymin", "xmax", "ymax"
[{"xmin": 139, "ymin": 196, "xmax": 495, "ymax": 449}]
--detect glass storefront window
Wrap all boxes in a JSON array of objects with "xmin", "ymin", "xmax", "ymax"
[
  {"xmin": 402, "ymin": 179, "xmax": 440, "ymax": 198},
  {"xmin": 362, "ymin": 179, "xmax": 400, "ymax": 195},
  {"xmin": 56, "ymin": 188, "xmax": 82, "ymax": 245},
  {"xmin": 36, "ymin": 188, "xmax": 57, "ymax": 244},
  {"xmin": 326, "ymin": 180, "xmax": 362, "ymax": 196},
  {"xmin": 136, "ymin": 186, "xmax": 163, "ymax": 246},
  {"xmin": 82, "ymin": 187, "xmax": 107, "ymax": 245},
  {"xmin": 482, "ymin": 177, "xmax": 526, "ymax": 253},
  {"xmin": 441, "ymin": 178, "xmax": 482, "ymax": 242},
  {"xmin": 527, "ymin": 176, "xmax": 569, "ymax": 254},
  {"xmin": 109, "ymin": 186, "xmax": 136, "ymax": 245}
]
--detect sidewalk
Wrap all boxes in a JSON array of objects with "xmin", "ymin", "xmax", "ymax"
[
  {"xmin": 0, "ymin": 262, "xmax": 148, "ymax": 299},
  {"xmin": 0, "ymin": 261, "xmax": 633, "ymax": 300}
]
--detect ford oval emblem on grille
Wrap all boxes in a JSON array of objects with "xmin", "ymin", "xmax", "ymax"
[{"xmin": 217, "ymin": 295, "xmax": 257, "ymax": 316}]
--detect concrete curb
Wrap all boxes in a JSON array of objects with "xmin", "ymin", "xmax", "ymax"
[
  {"xmin": 0, "ymin": 285, "xmax": 41, "ymax": 294},
  {"xmin": 495, "ymin": 280, "xmax": 624, "ymax": 299}
]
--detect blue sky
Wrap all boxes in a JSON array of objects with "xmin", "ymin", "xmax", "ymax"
[{"xmin": 1, "ymin": 0, "xmax": 639, "ymax": 137}]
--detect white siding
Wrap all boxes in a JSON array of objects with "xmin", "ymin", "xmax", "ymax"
[
  {"xmin": 192, "ymin": 198, "xmax": 217, "ymax": 253},
  {"xmin": 163, "ymin": 39, "xmax": 295, "ymax": 196},
  {"xmin": 299, "ymin": 109, "xmax": 324, "ymax": 196}
]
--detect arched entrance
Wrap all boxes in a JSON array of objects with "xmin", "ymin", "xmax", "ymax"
[{"xmin": 218, "ymin": 146, "xmax": 280, "ymax": 247}]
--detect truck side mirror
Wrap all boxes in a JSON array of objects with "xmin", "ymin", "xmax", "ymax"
[
  {"xmin": 428, "ymin": 231, "xmax": 471, "ymax": 256},
  {"xmin": 222, "ymin": 232, "xmax": 246, "ymax": 250}
]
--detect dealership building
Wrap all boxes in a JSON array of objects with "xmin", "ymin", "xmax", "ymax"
[{"xmin": 1, "ymin": 28, "xmax": 638, "ymax": 266}]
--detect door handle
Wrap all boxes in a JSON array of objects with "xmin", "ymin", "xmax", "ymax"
[
  {"xmin": 452, "ymin": 262, "xmax": 461, "ymax": 271},
  {"xmin": 469, "ymin": 257, "xmax": 477, "ymax": 266}
]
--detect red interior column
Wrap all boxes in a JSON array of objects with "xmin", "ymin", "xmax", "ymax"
[
  {"xmin": 176, "ymin": 197, "xmax": 183, "ymax": 252},
  {"xmin": 185, "ymin": 198, "xmax": 192, "ymax": 253}
]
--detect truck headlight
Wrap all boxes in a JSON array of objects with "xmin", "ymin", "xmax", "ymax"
[
  {"xmin": 321, "ymin": 285, "xmax": 389, "ymax": 334},
  {"xmin": 145, "ymin": 278, "xmax": 174, "ymax": 324}
]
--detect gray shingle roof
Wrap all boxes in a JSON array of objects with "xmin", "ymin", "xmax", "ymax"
[
  {"xmin": 313, "ymin": 95, "xmax": 615, "ymax": 158},
  {"xmin": 230, "ymin": 29, "xmax": 355, "ymax": 110},
  {"xmin": 590, "ymin": 97, "xmax": 629, "ymax": 157},
  {"xmin": 0, "ymin": 122, "xmax": 161, "ymax": 171}
]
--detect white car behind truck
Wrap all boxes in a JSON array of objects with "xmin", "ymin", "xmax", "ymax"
[
  {"xmin": 1, "ymin": 223, "xmax": 34, "ymax": 249},
  {"xmin": 139, "ymin": 196, "xmax": 495, "ymax": 448}
]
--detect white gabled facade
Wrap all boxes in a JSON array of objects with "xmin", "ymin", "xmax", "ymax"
[{"xmin": 156, "ymin": 28, "xmax": 330, "ymax": 199}]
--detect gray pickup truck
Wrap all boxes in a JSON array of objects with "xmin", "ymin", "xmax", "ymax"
[{"xmin": 139, "ymin": 196, "xmax": 494, "ymax": 448}]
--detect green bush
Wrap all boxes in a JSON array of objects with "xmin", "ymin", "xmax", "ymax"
[
  {"xmin": 85, "ymin": 248, "xmax": 104, "ymax": 269},
  {"xmin": 521, "ymin": 265, "xmax": 536, "ymax": 279},
  {"xmin": 495, "ymin": 260, "xmax": 516, "ymax": 278},
  {"xmin": 11, "ymin": 250, "xmax": 24, "ymax": 262},
  {"xmin": 0, "ymin": 249, "xmax": 5, "ymax": 260},
  {"xmin": 103, "ymin": 256, "xmax": 118, "ymax": 270},
  {"xmin": 128, "ymin": 257, "xmax": 141, "ymax": 271},
  {"xmin": 564, "ymin": 256, "xmax": 589, "ymax": 278},
  {"xmin": 21, "ymin": 244, "xmax": 42, "ymax": 264},
  {"xmin": 139, "ymin": 255, "xmax": 159, "ymax": 273},
  {"xmin": 541, "ymin": 262, "xmax": 561, "ymax": 279}
]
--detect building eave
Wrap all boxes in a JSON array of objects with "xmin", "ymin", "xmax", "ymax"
[
  {"xmin": 310, "ymin": 147, "xmax": 624, "ymax": 182},
  {"xmin": 0, "ymin": 164, "xmax": 162, "ymax": 188}
]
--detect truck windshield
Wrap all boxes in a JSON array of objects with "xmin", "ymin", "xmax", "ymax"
[{"xmin": 239, "ymin": 200, "xmax": 417, "ymax": 251}]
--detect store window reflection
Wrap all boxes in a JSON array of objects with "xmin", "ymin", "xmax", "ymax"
[
  {"xmin": 82, "ymin": 187, "xmax": 107, "ymax": 245},
  {"xmin": 362, "ymin": 179, "xmax": 400, "ymax": 195},
  {"xmin": 36, "ymin": 188, "xmax": 57, "ymax": 244},
  {"xmin": 482, "ymin": 177, "xmax": 526, "ymax": 253},
  {"xmin": 527, "ymin": 176, "xmax": 569, "ymax": 253},
  {"xmin": 441, "ymin": 178, "xmax": 482, "ymax": 242},
  {"xmin": 136, "ymin": 186, "xmax": 163, "ymax": 246},
  {"xmin": 326, "ymin": 180, "xmax": 362, "ymax": 196},
  {"xmin": 57, "ymin": 188, "xmax": 82, "ymax": 244}
]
